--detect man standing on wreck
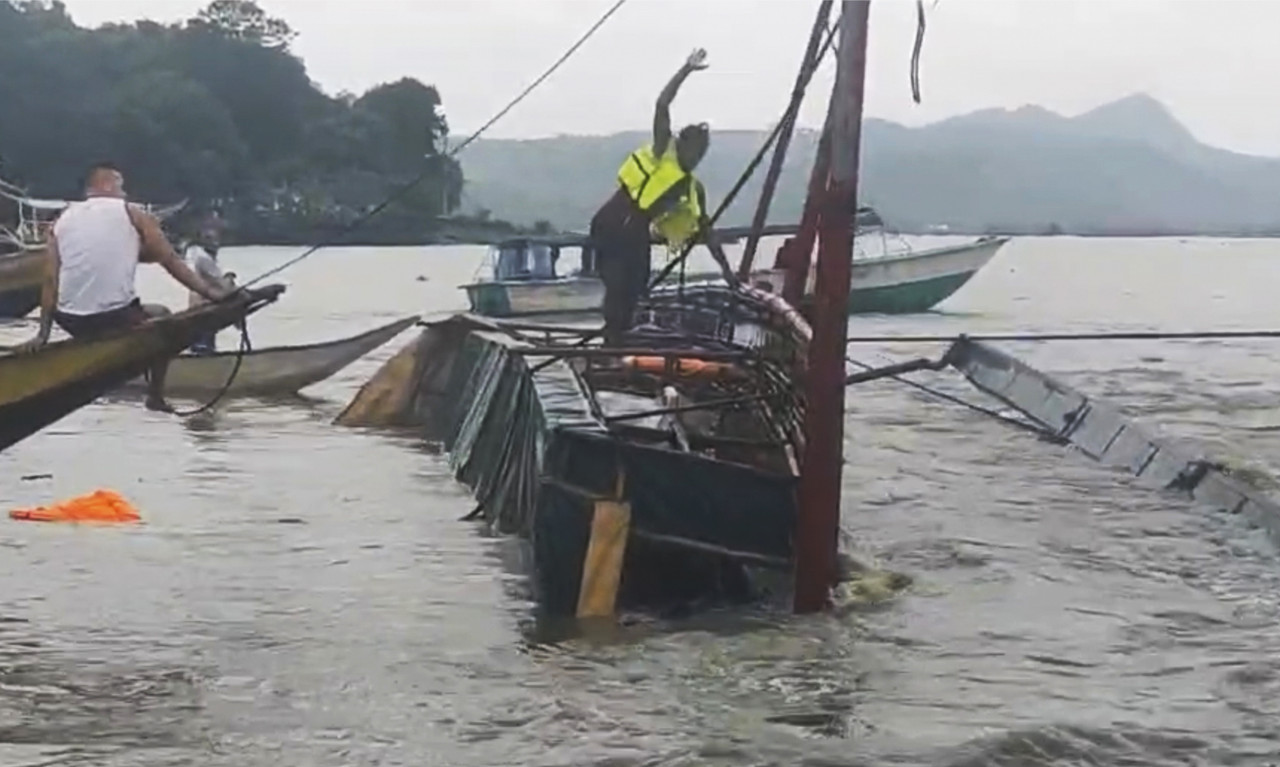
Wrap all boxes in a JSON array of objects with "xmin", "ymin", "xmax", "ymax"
[{"xmin": 589, "ymin": 48, "xmax": 735, "ymax": 345}]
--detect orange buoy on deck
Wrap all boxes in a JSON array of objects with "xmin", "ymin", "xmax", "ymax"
[
  {"xmin": 621, "ymin": 355, "xmax": 738, "ymax": 378},
  {"xmin": 10, "ymin": 489, "xmax": 141, "ymax": 523}
]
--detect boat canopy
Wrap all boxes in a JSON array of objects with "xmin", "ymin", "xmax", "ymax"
[{"xmin": 488, "ymin": 239, "xmax": 562, "ymax": 281}]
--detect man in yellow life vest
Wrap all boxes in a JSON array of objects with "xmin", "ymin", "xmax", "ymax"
[{"xmin": 588, "ymin": 48, "xmax": 735, "ymax": 345}]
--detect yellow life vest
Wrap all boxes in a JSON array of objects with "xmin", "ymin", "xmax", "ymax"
[{"xmin": 616, "ymin": 143, "xmax": 704, "ymax": 251}]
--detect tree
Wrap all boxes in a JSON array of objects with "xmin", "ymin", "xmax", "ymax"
[
  {"xmin": 190, "ymin": 0, "xmax": 295, "ymax": 48},
  {"xmin": 105, "ymin": 70, "xmax": 248, "ymax": 200},
  {"xmin": 356, "ymin": 78, "xmax": 449, "ymax": 159},
  {"xmin": 0, "ymin": 0, "xmax": 481, "ymax": 243}
]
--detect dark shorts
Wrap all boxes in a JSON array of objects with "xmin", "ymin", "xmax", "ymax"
[{"xmin": 53, "ymin": 299, "xmax": 157, "ymax": 340}]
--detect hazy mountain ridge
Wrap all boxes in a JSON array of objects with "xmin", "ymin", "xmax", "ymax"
[{"xmin": 454, "ymin": 94, "xmax": 1280, "ymax": 235}]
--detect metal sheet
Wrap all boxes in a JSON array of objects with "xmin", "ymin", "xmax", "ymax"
[{"xmin": 950, "ymin": 339, "xmax": 1280, "ymax": 548}]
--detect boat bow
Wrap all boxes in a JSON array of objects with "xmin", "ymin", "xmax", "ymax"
[{"xmin": 0, "ymin": 284, "xmax": 285, "ymax": 452}]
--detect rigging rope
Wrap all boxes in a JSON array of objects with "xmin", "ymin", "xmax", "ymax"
[
  {"xmin": 846, "ymin": 355, "xmax": 1050, "ymax": 436},
  {"xmin": 241, "ymin": 0, "xmax": 630, "ymax": 289},
  {"xmin": 845, "ymin": 329, "xmax": 1280, "ymax": 345},
  {"xmin": 167, "ymin": 321, "xmax": 254, "ymax": 418},
  {"xmin": 525, "ymin": 13, "xmax": 841, "ymax": 375}
]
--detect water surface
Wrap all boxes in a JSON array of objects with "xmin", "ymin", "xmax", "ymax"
[{"xmin": 1, "ymin": 236, "xmax": 1278, "ymax": 766}]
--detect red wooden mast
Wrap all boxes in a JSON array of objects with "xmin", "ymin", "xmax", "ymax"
[{"xmin": 793, "ymin": 0, "xmax": 871, "ymax": 613}]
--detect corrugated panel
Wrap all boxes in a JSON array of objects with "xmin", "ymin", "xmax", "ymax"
[{"xmin": 949, "ymin": 338, "xmax": 1280, "ymax": 547}]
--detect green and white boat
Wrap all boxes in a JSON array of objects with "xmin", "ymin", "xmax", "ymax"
[{"xmin": 461, "ymin": 214, "xmax": 1009, "ymax": 317}]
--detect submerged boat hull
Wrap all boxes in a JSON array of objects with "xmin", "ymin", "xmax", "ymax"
[
  {"xmin": 463, "ymin": 236, "xmax": 1009, "ymax": 318},
  {"xmin": 118, "ymin": 315, "xmax": 419, "ymax": 398}
]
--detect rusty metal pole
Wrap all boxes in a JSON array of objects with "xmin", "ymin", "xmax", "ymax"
[
  {"xmin": 738, "ymin": 0, "xmax": 835, "ymax": 281},
  {"xmin": 779, "ymin": 106, "xmax": 833, "ymax": 308},
  {"xmin": 793, "ymin": 0, "xmax": 870, "ymax": 614}
]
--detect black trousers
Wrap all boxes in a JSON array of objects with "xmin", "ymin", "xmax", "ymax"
[{"xmin": 595, "ymin": 234, "xmax": 650, "ymax": 345}]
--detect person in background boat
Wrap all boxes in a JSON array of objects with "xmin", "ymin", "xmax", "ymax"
[
  {"xmin": 589, "ymin": 48, "xmax": 736, "ymax": 345},
  {"xmin": 16, "ymin": 161, "xmax": 229, "ymax": 412},
  {"xmin": 182, "ymin": 218, "xmax": 236, "ymax": 355}
]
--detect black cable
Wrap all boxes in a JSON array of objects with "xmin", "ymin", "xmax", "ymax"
[
  {"xmin": 169, "ymin": 322, "xmax": 253, "ymax": 417},
  {"xmin": 846, "ymin": 329, "xmax": 1280, "ymax": 345},
  {"xmin": 242, "ymin": 0, "xmax": 630, "ymax": 290},
  {"xmin": 846, "ymin": 356, "xmax": 1048, "ymax": 436}
]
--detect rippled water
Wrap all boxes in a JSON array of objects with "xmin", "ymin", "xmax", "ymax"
[{"xmin": 1, "ymin": 236, "xmax": 1279, "ymax": 766}]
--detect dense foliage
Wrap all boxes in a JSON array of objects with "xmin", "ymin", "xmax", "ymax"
[{"xmin": 0, "ymin": 0, "xmax": 507, "ymax": 244}]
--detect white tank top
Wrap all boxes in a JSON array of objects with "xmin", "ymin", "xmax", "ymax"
[{"xmin": 53, "ymin": 197, "xmax": 141, "ymax": 315}]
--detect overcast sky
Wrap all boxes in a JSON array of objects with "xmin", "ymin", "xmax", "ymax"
[{"xmin": 56, "ymin": 0, "xmax": 1280, "ymax": 157}]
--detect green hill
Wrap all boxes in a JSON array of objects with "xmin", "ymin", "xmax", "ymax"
[{"xmin": 455, "ymin": 94, "xmax": 1280, "ymax": 236}]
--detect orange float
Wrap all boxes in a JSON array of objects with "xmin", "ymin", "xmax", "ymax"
[
  {"xmin": 621, "ymin": 355, "xmax": 738, "ymax": 378},
  {"xmin": 10, "ymin": 489, "xmax": 141, "ymax": 523}
]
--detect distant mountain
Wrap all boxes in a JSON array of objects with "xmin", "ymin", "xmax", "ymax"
[{"xmin": 454, "ymin": 94, "xmax": 1280, "ymax": 236}]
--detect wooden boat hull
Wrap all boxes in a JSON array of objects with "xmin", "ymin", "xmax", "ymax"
[
  {"xmin": 338, "ymin": 288, "xmax": 806, "ymax": 619},
  {"xmin": 462, "ymin": 236, "xmax": 1009, "ymax": 318},
  {"xmin": 118, "ymin": 315, "xmax": 419, "ymax": 398},
  {"xmin": 0, "ymin": 285, "xmax": 285, "ymax": 452},
  {"xmin": 0, "ymin": 249, "xmax": 44, "ymax": 319}
]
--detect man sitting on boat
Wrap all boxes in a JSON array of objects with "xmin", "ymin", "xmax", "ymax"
[
  {"xmin": 182, "ymin": 216, "xmax": 236, "ymax": 355},
  {"xmin": 589, "ymin": 48, "xmax": 735, "ymax": 345},
  {"xmin": 17, "ymin": 162, "xmax": 229, "ymax": 412}
]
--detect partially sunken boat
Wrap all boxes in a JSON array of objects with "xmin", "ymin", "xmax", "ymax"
[
  {"xmin": 343, "ymin": 0, "xmax": 908, "ymax": 618},
  {"xmin": 339, "ymin": 284, "xmax": 809, "ymax": 616},
  {"xmin": 0, "ymin": 284, "xmax": 285, "ymax": 452},
  {"xmin": 117, "ymin": 314, "xmax": 418, "ymax": 399}
]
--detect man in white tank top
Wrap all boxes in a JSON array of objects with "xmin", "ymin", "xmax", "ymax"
[{"xmin": 18, "ymin": 162, "xmax": 229, "ymax": 412}]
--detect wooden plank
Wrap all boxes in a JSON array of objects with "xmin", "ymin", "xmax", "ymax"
[{"xmin": 576, "ymin": 499, "xmax": 631, "ymax": 619}]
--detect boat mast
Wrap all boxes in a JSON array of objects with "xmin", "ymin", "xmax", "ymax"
[
  {"xmin": 793, "ymin": 0, "xmax": 871, "ymax": 614},
  {"xmin": 736, "ymin": 0, "xmax": 835, "ymax": 281}
]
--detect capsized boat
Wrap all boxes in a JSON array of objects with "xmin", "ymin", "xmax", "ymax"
[
  {"xmin": 338, "ymin": 284, "xmax": 810, "ymax": 617},
  {"xmin": 0, "ymin": 284, "xmax": 285, "ymax": 452},
  {"xmin": 459, "ymin": 211, "xmax": 1009, "ymax": 318},
  {"xmin": 117, "ymin": 314, "xmax": 419, "ymax": 399}
]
